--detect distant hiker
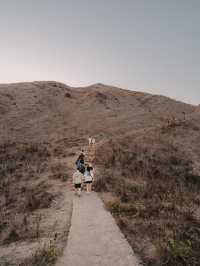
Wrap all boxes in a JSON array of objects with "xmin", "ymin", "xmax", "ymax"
[
  {"xmin": 91, "ymin": 138, "xmax": 96, "ymax": 145},
  {"xmin": 89, "ymin": 137, "xmax": 96, "ymax": 146},
  {"xmin": 88, "ymin": 137, "xmax": 92, "ymax": 146},
  {"xmin": 73, "ymin": 170, "xmax": 84, "ymax": 196},
  {"xmin": 80, "ymin": 149, "xmax": 85, "ymax": 156},
  {"xmin": 84, "ymin": 165, "xmax": 94, "ymax": 193}
]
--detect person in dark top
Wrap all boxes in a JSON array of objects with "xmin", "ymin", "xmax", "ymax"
[{"xmin": 75, "ymin": 153, "xmax": 85, "ymax": 174}]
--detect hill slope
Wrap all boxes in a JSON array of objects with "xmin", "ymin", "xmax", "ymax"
[
  {"xmin": 0, "ymin": 81, "xmax": 196, "ymax": 144},
  {"xmin": 0, "ymin": 81, "xmax": 199, "ymax": 266}
]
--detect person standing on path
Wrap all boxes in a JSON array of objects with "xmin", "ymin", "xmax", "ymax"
[
  {"xmin": 88, "ymin": 137, "xmax": 96, "ymax": 146},
  {"xmin": 91, "ymin": 137, "xmax": 96, "ymax": 145},
  {"xmin": 84, "ymin": 165, "xmax": 94, "ymax": 193},
  {"xmin": 72, "ymin": 170, "xmax": 84, "ymax": 196},
  {"xmin": 88, "ymin": 137, "xmax": 92, "ymax": 146},
  {"xmin": 75, "ymin": 153, "xmax": 85, "ymax": 171}
]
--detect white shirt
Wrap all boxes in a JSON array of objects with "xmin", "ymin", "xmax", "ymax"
[{"xmin": 73, "ymin": 171, "xmax": 84, "ymax": 184}]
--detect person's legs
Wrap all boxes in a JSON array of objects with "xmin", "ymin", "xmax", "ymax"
[
  {"xmin": 86, "ymin": 183, "xmax": 89, "ymax": 193},
  {"xmin": 75, "ymin": 184, "xmax": 82, "ymax": 196},
  {"xmin": 77, "ymin": 187, "xmax": 81, "ymax": 197}
]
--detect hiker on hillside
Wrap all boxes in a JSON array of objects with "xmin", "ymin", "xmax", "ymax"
[
  {"xmin": 75, "ymin": 153, "xmax": 85, "ymax": 173},
  {"xmin": 88, "ymin": 137, "xmax": 92, "ymax": 145},
  {"xmin": 75, "ymin": 152, "xmax": 85, "ymax": 169},
  {"xmin": 84, "ymin": 165, "xmax": 94, "ymax": 193},
  {"xmin": 72, "ymin": 170, "xmax": 84, "ymax": 196},
  {"xmin": 91, "ymin": 138, "xmax": 96, "ymax": 145},
  {"xmin": 80, "ymin": 149, "xmax": 85, "ymax": 156}
]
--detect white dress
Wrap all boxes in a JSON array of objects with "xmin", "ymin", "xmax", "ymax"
[{"xmin": 84, "ymin": 171, "xmax": 93, "ymax": 182}]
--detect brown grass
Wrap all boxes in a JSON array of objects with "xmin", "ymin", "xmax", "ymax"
[
  {"xmin": 20, "ymin": 240, "xmax": 58, "ymax": 266},
  {"xmin": 0, "ymin": 142, "xmax": 53, "ymax": 245},
  {"xmin": 0, "ymin": 140, "xmax": 73, "ymax": 265},
  {"xmin": 50, "ymin": 164, "xmax": 70, "ymax": 182},
  {"xmin": 95, "ymin": 131, "xmax": 200, "ymax": 266},
  {"xmin": 1, "ymin": 81, "xmax": 199, "ymax": 265}
]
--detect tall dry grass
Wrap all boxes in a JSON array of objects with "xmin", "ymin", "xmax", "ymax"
[{"xmin": 95, "ymin": 132, "xmax": 200, "ymax": 266}]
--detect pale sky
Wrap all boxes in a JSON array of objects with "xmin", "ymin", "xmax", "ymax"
[{"xmin": 0, "ymin": 0, "xmax": 199, "ymax": 105}]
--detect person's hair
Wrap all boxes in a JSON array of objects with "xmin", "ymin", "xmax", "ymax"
[
  {"xmin": 87, "ymin": 166, "xmax": 91, "ymax": 171},
  {"xmin": 79, "ymin": 154, "xmax": 84, "ymax": 159}
]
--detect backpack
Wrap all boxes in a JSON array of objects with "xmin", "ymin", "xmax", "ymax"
[
  {"xmin": 78, "ymin": 163, "xmax": 85, "ymax": 174},
  {"xmin": 75, "ymin": 159, "xmax": 81, "ymax": 169}
]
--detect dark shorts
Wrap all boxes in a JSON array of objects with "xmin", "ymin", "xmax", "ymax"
[
  {"xmin": 74, "ymin": 183, "xmax": 81, "ymax": 189},
  {"xmin": 85, "ymin": 181, "xmax": 92, "ymax": 184}
]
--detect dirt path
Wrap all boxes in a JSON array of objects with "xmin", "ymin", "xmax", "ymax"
[
  {"xmin": 56, "ymin": 192, "xmax": 141, "ymax": 266},
  {"xmin": 56, "ymin": 142, "xmax": 141, "ymax": 265}
]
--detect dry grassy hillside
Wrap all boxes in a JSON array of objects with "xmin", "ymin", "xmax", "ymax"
[
  {"xmin": 0, "ymin": 81, "xmax": 199, "ymax": 266},
  {"xmin": 0, "ymin": 81, "xmax": 196, "ymax": 144},
  {"xmin": 95, "ymin": 112, "xmax": 200, "ymax": 266}
]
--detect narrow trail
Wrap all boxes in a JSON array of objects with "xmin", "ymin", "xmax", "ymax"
[{"xmin": 56, "ymin": 142, "xmax": 141, "ymax": 266}]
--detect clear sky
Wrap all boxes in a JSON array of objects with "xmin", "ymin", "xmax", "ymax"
[{"xmin": 0, "ymin": 0, "xmax": 199, "ymax": 105}]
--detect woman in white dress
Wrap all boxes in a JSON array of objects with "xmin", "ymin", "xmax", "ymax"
[{"xmin": 84, "ymin": 166, "xmax": 94, "ymax": 193}]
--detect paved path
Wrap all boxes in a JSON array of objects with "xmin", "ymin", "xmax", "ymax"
[{"xmin": 56, "ymin": 192, "xmax": 141, "ymax": 266}]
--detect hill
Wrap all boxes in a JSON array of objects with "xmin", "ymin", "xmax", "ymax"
[
  {"xmin": 0, "ymin": 81, "xmax": 196, "ymax": 144},
  {"xmin": 0, "ymin": 81, "xmax": 199, "ymax": 266}
]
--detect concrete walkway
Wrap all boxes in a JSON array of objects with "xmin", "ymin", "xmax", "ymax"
[{"xmin": 56, "ymin": 192, "xmax": 141, "ymax": 266}]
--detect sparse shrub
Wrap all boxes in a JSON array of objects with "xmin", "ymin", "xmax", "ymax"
[
  {"xmin": 35, "ymin": 214, "xmax": 42, "ymax": 239},
  {"xmin": 0, "ymin": 142, "xmax": 50, "ymax": 184},
  {"xmin": 50, "ymin": 164, "xmax": 69, "ymax": 181},
  {"xmin": 53, "ymin": 146, "xmax": 65, "ymax": 157},
  {"xmin": 94, "ymin": 176, "xmax": 108, "ymax": 192},
  {"xmin": 31, "ymin": 241, "xmax": 58, "ymax": 266},
  {"xmin": 3, "ymin": 229, "xmax": 19, "ymax": 245},
  {"xmin": 186, "ymin": 174, "xmax": 200, "ymax": 186},
  {"xmin": 105, "ymin": 198, "xmax": 121, "ymax": 214},
  {"xmin": 96, "ymin": 92, "xmax": 108, "ymax": 102},
  {"xmin": 106, "ymin": 200, "xmax": 138, "ymax": 217},
  {"xmin": 68, "ymin": 151, "xmax": 76, "ymax": 157},
  {"xmin": 0, "ymin": 222, "xmax": 7, "ymax": 233},
  {"xmin": 26, "ymin": 190, "xmax": 54, "ymax": 211},
  {"xmin": 61, "ymin": 173, "xmax": 69, "ymax": 182},
  {"xmin": 161, "ymin": 235, "xmax": 200, "ymax": 266},
  {"xmin": 65, "ymin": 92, "xmax": 71, "ymax": 98}
]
